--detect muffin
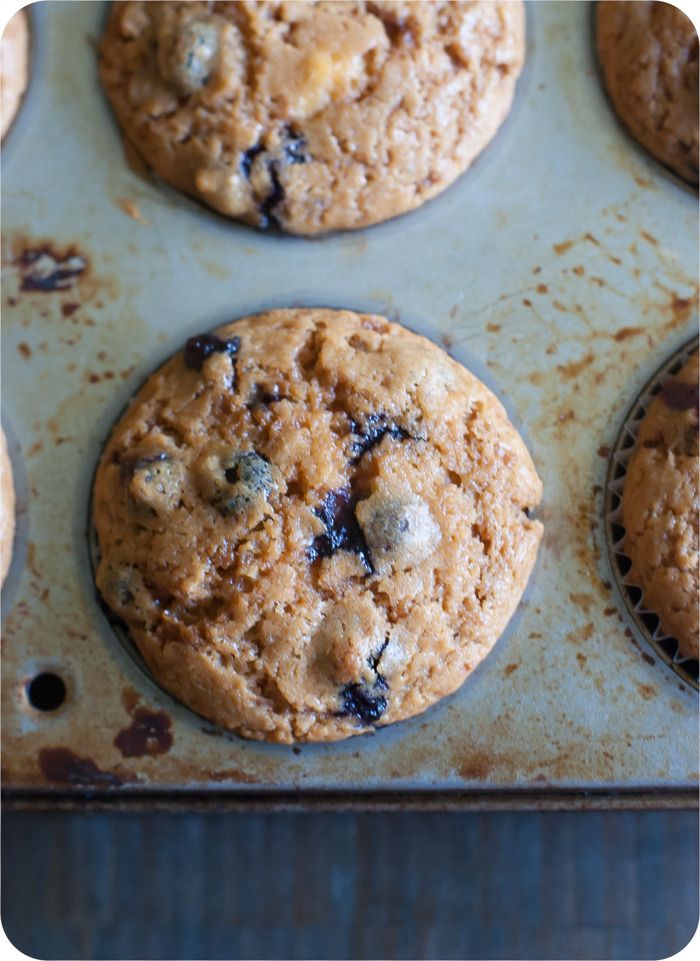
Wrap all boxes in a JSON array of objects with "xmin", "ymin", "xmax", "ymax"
[
  {"xmin": 622, "ymin": 351, "xmax": 699, "ymax": 658},
  {"xmin": 99, "ymin": 1, "xmax": 525, "ymax": 234},
  {"xmin": 1, "ymin": 425, "xmax": 15, "ymax": 586},
  {"xmin": 1, "ymin": 9, "xmax": 29, "ymax": 140},
  {"xmin": 92, "ymin": 308, "xmax": 543, "ymax": 742},
  {"xmin": 597, "ymin": 1, "xmax": 699, "ymax": 185}
]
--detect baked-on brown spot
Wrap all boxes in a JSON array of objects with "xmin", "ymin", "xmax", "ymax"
[
  {"xmin": 99, "ymin": 1, "xmax": 525, "ymax": 234},
  {"xmin": 597, "ymin": 1, "xmax": 699, "ymax": 184},
  {"xmin": 38, "ymin": 748, "xmax": 126, "ymax": 787},
  {"xmin": 92, "ymin": 308, "xmax": 543, "ymax": 743},
  {"xmin": 113, "ymin": 708, "xmax": 173, "ymax": 757}
]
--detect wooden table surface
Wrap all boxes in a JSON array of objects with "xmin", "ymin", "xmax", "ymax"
[{"xmin": 2, "ymin": 809, "xmax": 697, "ymax": 959}]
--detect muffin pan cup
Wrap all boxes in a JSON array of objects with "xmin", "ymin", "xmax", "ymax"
[
  {"xmin": 1, "ymin": 1, "xmax": 698, "ymax": 808},
  {"xmin": 604, "ymin": 336, "xmax": 699, "ymax": 691}
]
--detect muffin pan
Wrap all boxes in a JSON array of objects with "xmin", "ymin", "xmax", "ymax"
[{"xmin": 2, "ymin": 2, "xmax": 698, "ymax": 808}]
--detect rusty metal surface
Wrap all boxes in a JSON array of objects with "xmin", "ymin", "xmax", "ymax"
[{"xmin": 1, "ymin": 1, "xmax": 698, "ymax": 804}]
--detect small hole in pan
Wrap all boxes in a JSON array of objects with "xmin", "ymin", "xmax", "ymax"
[{"xmin": 26, "ymin": 672, "xmax": 66, "ymax": 712}]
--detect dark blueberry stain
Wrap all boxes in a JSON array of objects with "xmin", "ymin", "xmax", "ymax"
[
  {"xmin": 223, "ymin": 450, "xmax": 271, "ymax": 487},
  {"xmin": 660, "ymin": 378, "xmax": 698, "ymax": 415},
  {"xmin": 38, "ymin": 748, "xmax": 126, "ymax": 787},
  {"xmin": 246, "ymin": 383, "xmax": 284, "ymax": 408},
  {"xmin": 16, "ymin": 245, "xmax": 87, "ymax": 292},
  {"xmin": 309, "ymin": 487, "xmax": 374, "ymax": 573},
  {"xmin": 368, "ymin": 637, "xmax": 390, "ymax": 674},
  {"xmin": 184, "ymin": 333, "xmax": 240, "ymax": 372},
  {"xmin": 338, "ymin": 677, "xmax": 388, "ymax": 725},
  {"xmin": 350, "ymin": 414, "xmax": 409, "ymax": 462},
  {"xmin": 259, "ymin": 165, "xmax": 285, "ymax": 230},
  {"xmin": 282, "ymin": 126, "xmax": 309, "ymax": 166},
  {"xmin": 240, "ymin": 142, "xmax": 265, "ymax": 179},
  {"xmin": 114, "ymin": 708, "xmax": 173, "ymax": 758},
  {"xmin": 120, "ymin": 451, "xmax": 169, "ymax": 483},
  {"xmin": 242, "ymin": 128, "xmax": 310, "ymax": 230}
]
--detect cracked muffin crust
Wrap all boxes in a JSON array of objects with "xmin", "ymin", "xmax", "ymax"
[
  {"xmin": 1, "ymin": 10, "xmax": 29, "ymax": 140},
  {"xmin": 1, "ymin": 425, "xmax": 15, "ymax": 586},
  {"xmin": 93, "ymin": 308, "xmax": 543, "ymax": 742},
  {"xmin": 597, "ymin": 1, "xmax": 699, "ymax": 185},
  {"xmin": 99, "ymin": 1, "xmax": 525, "ymax": 234},
  {"xmin": 622, "ymin": 351, "xmax": 699, "ymax": 659}
]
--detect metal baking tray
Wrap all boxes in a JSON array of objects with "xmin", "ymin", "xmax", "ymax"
[{"xmin": 2, "ymin": 0, "xmax": 698, "ymax": 810}]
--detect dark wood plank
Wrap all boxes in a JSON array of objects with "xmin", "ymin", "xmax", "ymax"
[{"xmin": 2, "ymin": 811, "xmax": 697, "ymax": 960}]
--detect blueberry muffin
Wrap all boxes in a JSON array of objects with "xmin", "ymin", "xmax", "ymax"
[
  {"xmin": 622, "ymin": 351, "xmax": 699, "ymax": 659},
  {"xmin": 99, "ymin": 1, "xmax": 525, "ymax": 234},
  {"xmin": 92, "ymin": 308, "xmax": 543, "ymax": 742},
  {"xmin": 597, "ymin": 1, "xmax": 699, "ymax": 185},
  {"xmin": 1, "ymin": 10, "xmax": 29, "ymax": 140},
  {"xmin": 1, "ymin": 426, "xmax": 15, "ymax": 586}
]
